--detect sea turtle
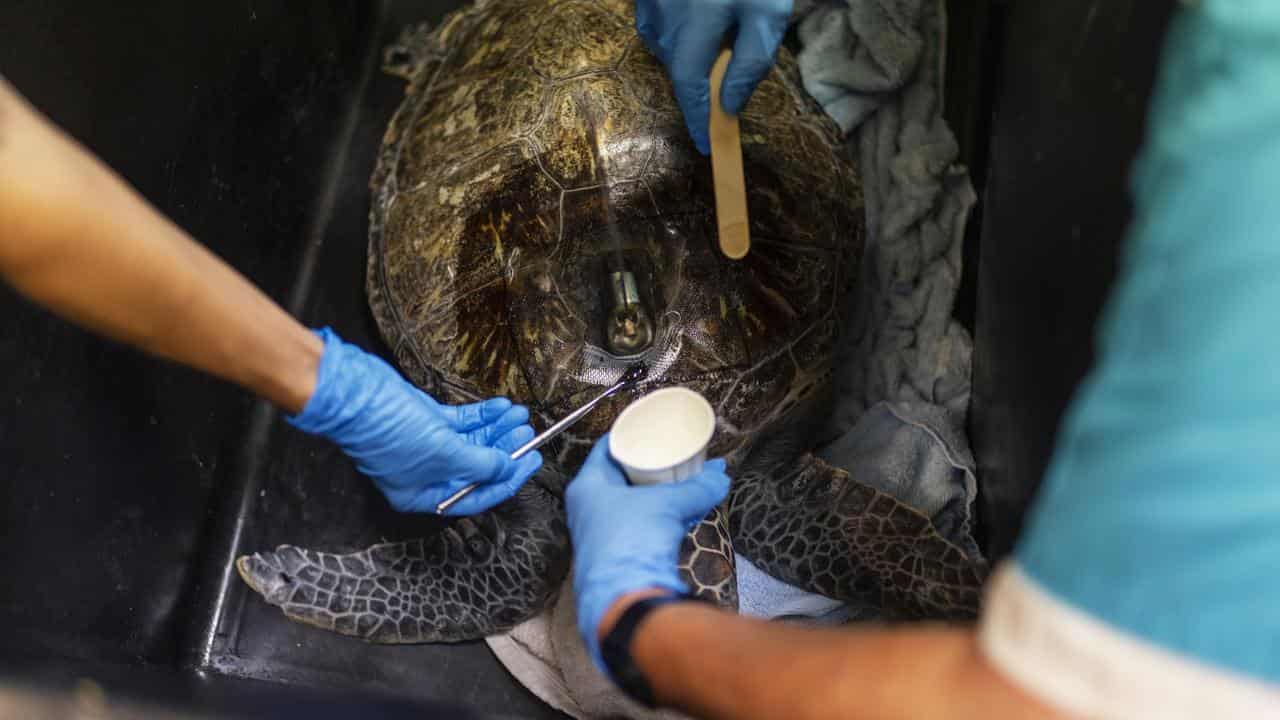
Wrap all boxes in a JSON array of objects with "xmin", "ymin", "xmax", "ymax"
[{"xmin": 236, "ymin": 0, "xmax": 987, "ymax": 645}]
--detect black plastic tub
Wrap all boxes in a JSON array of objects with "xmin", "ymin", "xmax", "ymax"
[{"xmin": 0, "ymin": 0, "xmax": 1176, "ymax": 715}]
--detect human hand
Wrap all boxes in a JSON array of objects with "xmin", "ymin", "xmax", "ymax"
[
  {"xmin": 287, "ymin": 328, "xmax": 542, "ymax": 515},
  {"xmin": 565, "ymin": 434, "xmax": 731, "ymax": 669},
  {"xmin": 636, "ymin": 0, "xmax": 791, "ymax": 154}
]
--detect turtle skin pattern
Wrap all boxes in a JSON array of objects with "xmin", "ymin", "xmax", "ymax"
[
  {"xmin": 237, "ymin": 479, "xmax": 570, "ymax": 642},
  {"xmin": 237, "ymin": 498, "xmax": 737, "ymax": 642},
  {"xmin": 680, "ymin": 508, "xmax": 739, "ymax": 607},
  {"xmin": 237, "ymin": 0, "xmax": 983, "ymax": 643},
  {"xmin": 729, "ymin": 455, "xmax": 986, "ymax": 620}
]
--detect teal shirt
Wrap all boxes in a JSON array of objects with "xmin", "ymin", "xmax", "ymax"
[{"xmin": 1016, "ymin": 0, "xmax": 1280, "ymax": 682}]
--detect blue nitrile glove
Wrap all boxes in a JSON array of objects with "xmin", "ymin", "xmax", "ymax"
[
  {"xmin": 636, "ymin": 0, "xmax": 792, "ymax": 155},
  {"xmin": 288, "ymin": 327, "xmax": 542, "ymax": 516},
  {"xmin": 565, "ymin": 434, "xmax": 731, "ymax": 671}
]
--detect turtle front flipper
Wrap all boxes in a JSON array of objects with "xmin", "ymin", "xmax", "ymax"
[
  {"xmin": 728, "ymin": 454, "xmax": 987, "ymax": 621},
  {"xmin": 236, "ymin": 482, "xmax": 569, "ymax": 643},
  {"xmin": 679, "ymin": 506, "xmax": 738, "ymax": 611}
]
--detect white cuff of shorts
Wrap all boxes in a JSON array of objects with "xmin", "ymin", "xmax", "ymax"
[{"xmin": 977, "ymin": 562, "xmax": 1280, "ymax": 719}]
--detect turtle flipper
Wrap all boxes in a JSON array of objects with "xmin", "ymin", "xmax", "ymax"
[
  {"xmin": 236, "ymin": 482, "xmax": 569, "ymax": 643},
  {"xmin": 679, "ymin": 506, "xmax": 738, "ymax": 611},
  {"xmin": 728, "ymin": 454, "xmax": 987, "ymax": 620}
]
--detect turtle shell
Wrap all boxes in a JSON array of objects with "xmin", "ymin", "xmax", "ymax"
[
  {"xmin": 368, "ymin": 0, "xmax": 863, "ymax": 469},
  {"xmin": 231, "ymin": 3, "xmax": 986, "ymax": 649}
]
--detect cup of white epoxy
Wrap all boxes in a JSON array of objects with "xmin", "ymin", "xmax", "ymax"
[{"xmin": 608, "ymin": 387, "xmax": 716, "ymax": 485}]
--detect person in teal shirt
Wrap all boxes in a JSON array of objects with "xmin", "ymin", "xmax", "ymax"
[
  {"xmin": 559, "ymin": 0, "xmax": 1280, "ymax": 717},
  {"xmin": 3, "ymin": 0, "xmax": 1277, "ymax": 717}
]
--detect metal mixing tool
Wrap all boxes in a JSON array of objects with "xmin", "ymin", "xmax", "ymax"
[{"xmin": 434, "ymin": 362, "xmax": 649, "ymax": 514}]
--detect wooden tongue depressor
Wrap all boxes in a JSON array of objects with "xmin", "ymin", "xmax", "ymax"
[{"xmin": 708, "ymin": 48, "xmax": 750, "ymax": 260}]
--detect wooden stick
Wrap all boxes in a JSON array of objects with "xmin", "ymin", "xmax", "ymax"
[{"xmin": 709, "ymin": 48, "xmax": 750, "ymax": 260}]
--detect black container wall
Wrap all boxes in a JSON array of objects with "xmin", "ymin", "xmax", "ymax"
[
  {"xmin": 970, "ymin": 0, "xmax": 1180, "ymax": 559},
  {"xmin": 0, "ymin": 0, "xmax": 375, "ymax": 666}
]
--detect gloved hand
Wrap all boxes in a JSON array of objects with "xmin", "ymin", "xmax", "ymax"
[
  {"xmin": 288, "ymin": 327, "xmax": 542, "ymax": 516},
  {"xmin": 565, "ymin": 434, "xmax": 731, "ymax": 670},
  {"xmin": 636, "ymin": 0, "xmax": 792, "ymax": 154}
]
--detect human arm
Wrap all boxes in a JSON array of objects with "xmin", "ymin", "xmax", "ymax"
[
  {"xmin": 0, "ymin": 74, "xmax": 322, "ymax": 412},
  {"xmin": 0, "ymin": 76, "xmax": 540, "ymax": 514},
  {"xmin": 636, "ymin": 0, "xmax": 791, "ymax": 154},
  {"xmin": 565, "ymin": 437, "xmax": 1056, "ymax": 719},
  {"xmin": 598, "ymin": 594, "xmax": 1055, "ymax": 720}
]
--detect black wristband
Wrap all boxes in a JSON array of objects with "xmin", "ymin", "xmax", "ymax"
[{"xmin": 600, "ymin": 591, "xmax": 705, "ymax": 708}]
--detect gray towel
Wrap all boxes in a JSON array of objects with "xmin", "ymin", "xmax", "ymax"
[
  {"xmin": 793, "ymin": 0, "xmax": 929, "ymax": 134},
  {"xmin": 486, "ymin": 1, "xmax": 982, "ymax": 716},
  {"xmin": 820, "ymin": 400, "xmax": 979, "ymax": 558},
  {"xmin": 807, "ymin": 0, "xmax": 977, "ymax": 437}
]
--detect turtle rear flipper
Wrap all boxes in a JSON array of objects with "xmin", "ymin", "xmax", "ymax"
[
  {"xmin": 236, "ymin": 482, "xmax": 569, "ymax": 643},
  {"xmin": 728, "ymin": 454, "xmax": 987, "ymax": 621}
]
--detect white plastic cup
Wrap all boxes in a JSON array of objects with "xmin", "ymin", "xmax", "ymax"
[{"xmin": 608, "ymin": 387, "xmax": 716, "ymax": 485}]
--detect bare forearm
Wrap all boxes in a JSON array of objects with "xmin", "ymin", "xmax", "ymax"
[
  {"xmin": 605, "ymin": 594, "xmax": 1058, "ymax": 720},
  {"xmin": 0, "ymin": 77, "xmax": 320, "ymax": 412}
]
